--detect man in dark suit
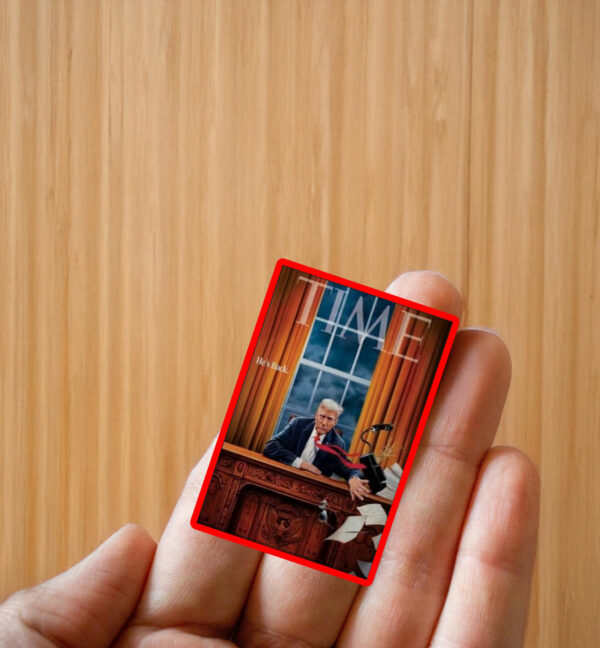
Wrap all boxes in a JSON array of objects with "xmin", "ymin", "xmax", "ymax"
[{"xmin": 263, "ymin": 398, "xmax": 371, "ymax": 501}]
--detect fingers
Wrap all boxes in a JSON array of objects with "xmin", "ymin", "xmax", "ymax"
[
  {"xmin": 338, "ymin": 328, "xmax": 512, "ymax": 647},
  {"xmin": 116, "ymin": 442, "xmax": 263, "ymax": 645},
  {"xmin": 349, "ymin": 478, "xmax": 371, "ymax": 501},
  {"xmin": 233, "ymin": 271, "xmax": 464, "ymax": 648},
  {"xmin": 234, "ymin": 562, "xmax": 359, "ymax": 647},
  {"xmin": 299, "ymin": 460, "xmax": 321, "ymax": 475},
  {"xmin": 430, "ymin": 447, "xmax": 540, "ymax": 647},
  {"xmin": 386, "ymin": 271, "xmax": 464, "ymax": 319},
  {"xmin": 0, "ymin": 525, "xmax": 156, "ymax": 648}
]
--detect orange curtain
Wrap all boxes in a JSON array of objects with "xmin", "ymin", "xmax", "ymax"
[
  {"xmin": 348, "ymin": 306, "xmax": 451, "ymax": 468},
  {"xmin": 225, "ymin": 267, "xmax": 324, "ymax": 451}
]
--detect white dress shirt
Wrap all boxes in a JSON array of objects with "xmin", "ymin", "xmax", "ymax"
[{"xmin": 292, "ymin": 427, "xmax": 320, "ymax": 467}]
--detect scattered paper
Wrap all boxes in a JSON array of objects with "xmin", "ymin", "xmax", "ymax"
[
  {"xmin": 377, "ymin": 464, "xmax": 403, "ymax": 500},
  {"xmin": 377, "ymin": 485, "xmax": 396, "ymax": 500},
  {"xmin": 372, "ymin": 533, "xmax": 382, "ymax": 550},
  {"xmin": 357, "ymin": 560, "xmax": 372, "ymax": 577},
  {"xmin": 325, "ymin": 515, "xmax": 365, "ymax": 543},
  {"xmin": 390, "ymin": 462, "xmax": 403, "ymax": 479},
  {"xmin": 357, "ymin": 503, "xmax": 388, "ymax": 526}
]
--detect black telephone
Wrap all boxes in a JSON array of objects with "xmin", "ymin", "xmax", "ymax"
[{"xmin": 359, "ymin": 423, "xmax": 394, "ymax": 494}]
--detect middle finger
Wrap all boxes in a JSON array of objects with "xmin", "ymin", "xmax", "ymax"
[{"xmin": 337, "ymin": 328, "xmax": 511, "ymax": 647}]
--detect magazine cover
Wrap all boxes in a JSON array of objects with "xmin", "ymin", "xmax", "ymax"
[{"xmin": 191, "ymin": 259, "xmax": 458, "ymax": 585}]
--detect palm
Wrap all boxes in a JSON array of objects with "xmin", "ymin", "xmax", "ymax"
[{"xmin": 1, "ymin": 273, "xmax": 539, "ymax": 648}]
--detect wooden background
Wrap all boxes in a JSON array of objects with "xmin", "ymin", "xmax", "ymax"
[{"xmin": 1, "ymin": 1, "xmax": 598, "ymax": 646}]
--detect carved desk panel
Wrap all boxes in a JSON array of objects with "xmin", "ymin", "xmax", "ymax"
[{"xmin": 198, "ymin": 443, "xmax": 391, "ymax": 574}]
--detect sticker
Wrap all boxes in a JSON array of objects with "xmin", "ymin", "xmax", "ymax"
[{"xmin": 190, "ymin": 259, "xmax": 458, "ymax": 585}]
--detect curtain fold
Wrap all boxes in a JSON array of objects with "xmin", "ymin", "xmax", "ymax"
[
  {"xmin": 225, "ymin": 267, "xmax": 324, "ymax": 451},
  {"xmin": 348, "ymin": 306, "xmax": 450, "ymax": 468}
]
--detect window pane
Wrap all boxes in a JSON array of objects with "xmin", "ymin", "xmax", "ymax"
[
  {"xmin": 354, "ymin": 337, "xmax": 382, "ymax": 379},
  {"xmin": 317, "ymin": 282, "xmax": 347, "ymax": 321},
  {"xmin": 340, "ymin": 381, "xmax": 369, "ymax": 431},
  {"xmin": 312, "ymin": 371, "xmax": 346, "ymax": 408},
  {"xmin": 326, "ymin": 330, "xmax": 359, "ymax": 374},
  {"xmin": 276, "ymin": 406, "xmax": 301, "ymax": 434},
  {"xmin": 287, "ymin": 365, "xmax": 319, "ymax": 411},
  {"xmin": 339, "ymin": 291, "xmax": 375, "ymax": 334},
  {"xmin": 366, "ymin": 300, "xmax": 393, "ymax": 342},
  {"xmin": 303, "ymin": 325, "xmax": 331, "ymax": 364}
]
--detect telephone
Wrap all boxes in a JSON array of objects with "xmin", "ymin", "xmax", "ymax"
[{"xmin": 359, "ymin": 423, "xmax": 394, "ymax": 494}]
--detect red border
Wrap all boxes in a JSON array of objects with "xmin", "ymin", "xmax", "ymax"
[{"xmin": 190, "ymin": 259, "xmax": 459, "ymax": 586}]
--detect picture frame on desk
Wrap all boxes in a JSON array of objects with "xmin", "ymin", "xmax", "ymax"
[{"xmin": 190, "ymin": 259, "xmax": 458, "ymax": 585}]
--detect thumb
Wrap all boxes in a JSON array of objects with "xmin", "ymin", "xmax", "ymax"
[{"xmin": 0, "ymin": 524, "xmax": 156, "ymax": 647}]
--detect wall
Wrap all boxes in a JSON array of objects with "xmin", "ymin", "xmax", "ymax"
[{"xmin": 1, "ymin": 2, "xmax": 598, "ymax": 645}]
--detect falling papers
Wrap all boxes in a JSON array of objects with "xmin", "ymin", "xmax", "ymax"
[
  {"xmin": 357, "ymin": 560, "xmax": 372, "ymax": 577},
  {"xmin": 357, "ymin": 503, "xmax": 388, "ymax": 526},
  {"xmin": 325, "ymin": 515, "xmax": 365, "ymax": 543},
  {"xmin": 325, "ymin": 504, "xmax": 388, "ymax": 544},
  {"xmin": 377, "ymin": 463, "xmax": 403, "ymax": 500}
]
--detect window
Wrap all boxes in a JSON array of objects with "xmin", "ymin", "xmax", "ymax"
[{"xmin": 275, "ymin": 282, "xmax": 393, "ymax": 440}]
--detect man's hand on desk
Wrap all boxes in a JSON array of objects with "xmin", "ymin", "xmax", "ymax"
[
  {"xmin": 0, "ymin": 271, "xmax": 540, "ymax": 648},
  {"xmin": 299, "ymin": 459, "xmax": 322, "ymax": 475},
  {"xmin": 297, "ymin": 459, "xmax": 370, "ymax": 500},
  {"xmin": 349, "ymin": 476, "xmax": 371, "ymax": 501}
]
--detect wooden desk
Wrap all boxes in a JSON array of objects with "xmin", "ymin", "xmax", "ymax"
[{"xmin": 198, "ymin": 443, "xmax": 390, "ymax": 574}]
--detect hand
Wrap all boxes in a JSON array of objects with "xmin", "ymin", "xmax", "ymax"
[
  {"xmin": 0, "ymin": 524, "xmax": 156, "ymax": 647},
  {"xmin": 0, "ymin": 272, "xmax": 539, "ymax": 647},
  {"xmin": 299, "ymin": 460, "xmax": 322, "ymax": 475},
  {"xmin": 348, "ymin": 476, "xmax": 371, "ymax": 501}
]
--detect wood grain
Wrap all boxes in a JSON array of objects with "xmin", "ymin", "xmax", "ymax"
[{"xmin": 1, "ymin": 1, "xmax": 598, "ymax": 646}]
